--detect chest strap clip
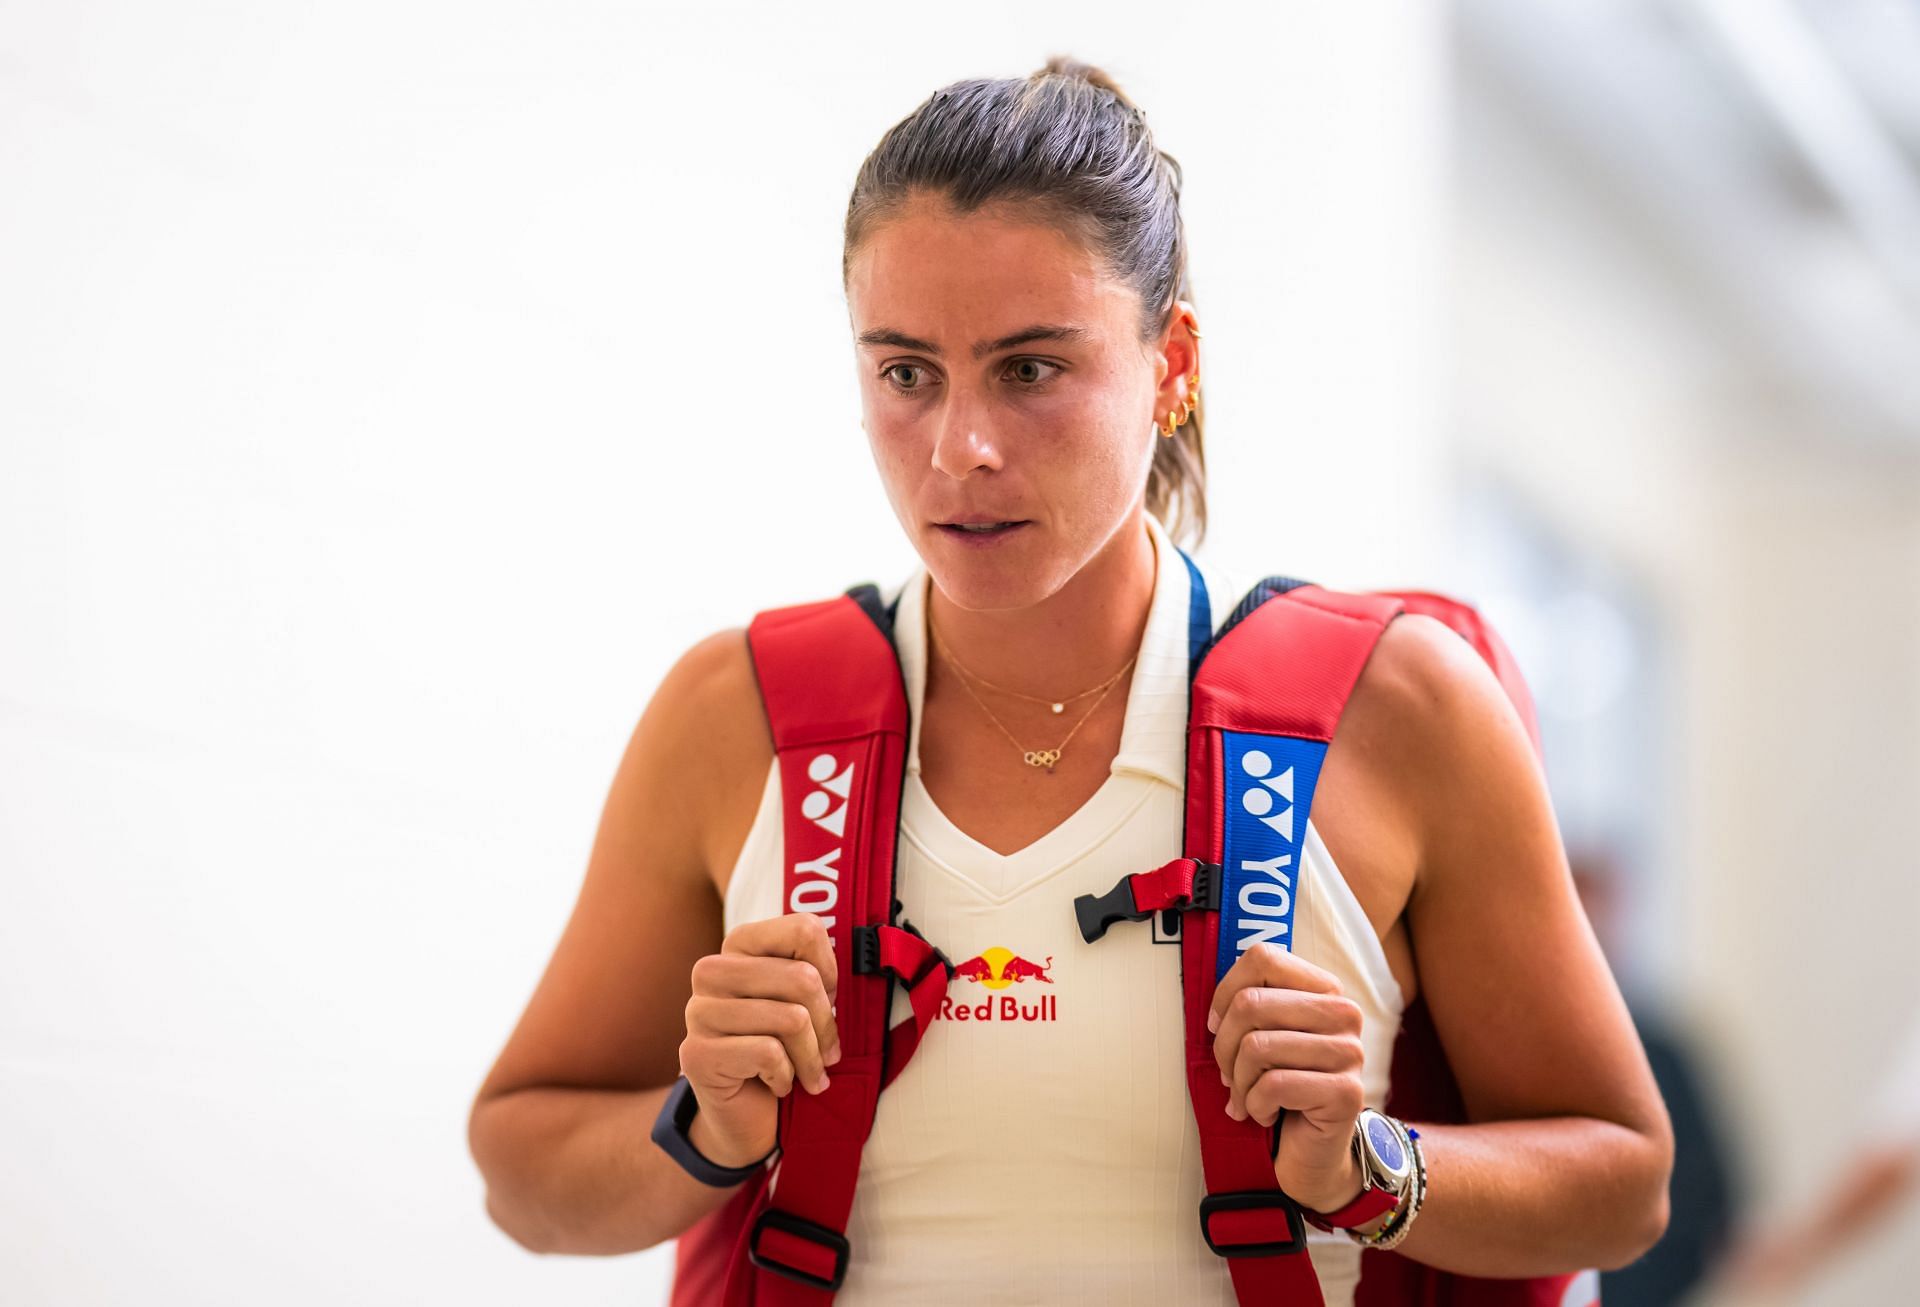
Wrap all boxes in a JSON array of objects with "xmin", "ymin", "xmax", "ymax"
[{"xmin": 1074, "ymin": 858, "xmax": 1222, "ymax": 943}]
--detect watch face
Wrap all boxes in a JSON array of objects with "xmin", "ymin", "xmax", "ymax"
[
  {"xmin": 1365, "ymin": 1115, "xmax": 1405, "ymax": 1171},
  {"xmin": 1358, "ymin": 1110, "xmax": 1412, "ymax": 1188}
]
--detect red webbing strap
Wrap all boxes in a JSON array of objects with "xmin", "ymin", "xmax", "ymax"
[
  {"xmin": 1180, "ymin": 584, "xmax": 1407, "ymax": 1307},
  {"xmin": 724, "ymin": 594, "xmax": 909, "ymax": 1305},
  {"xmin": 1127, "ymin": 857, "xmax": 1209, "ymax": 913},
  {"xmin": 868, "ymin": 925, "xmax": 952, "ymax": 1088}
]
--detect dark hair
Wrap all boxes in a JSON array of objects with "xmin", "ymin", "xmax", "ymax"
[{"xmin": 842, "ymin": 55, "xmax": 1207, "ymax": 548}]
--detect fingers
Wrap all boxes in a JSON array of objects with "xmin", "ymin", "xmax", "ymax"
[
  {"xmin": 1227, "ymin": 1033, "xmax": 1366, "ymax": 1128},
  {"xmin": 1207, "ymin": 941, "xmax": 1342, "ymax": 1034},
  {"xmin": 685, "ymin": 912, "xmax": 843, "ymax": 1100},
  {"xmin": 688, "ymin": 995, "xmax": 835, "ymax": 1096},
  {"xmin": 1210, "ymin": 967, "xmax": 1365, "ymax": 1124},
  {"xmin": 700, "ymin": 1033, "xmax": 803, "ymax": 1098},
  {"xmin": 722, "ymin": 911, "xmax": 840, "ymax": 999},
  {"xmin": 688, "ymin": 952, "xmax": 841, "ymax": 1089},
  {"xmin": 1213, "ymin": 985, "xmax": 1361, "ymax": 1078}
]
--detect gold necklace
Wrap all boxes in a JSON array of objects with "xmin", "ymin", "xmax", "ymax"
[
  {"xmin": 933, "ymin": 633, "xmax": 1128, "ymax": 710},
  {"xmin": 927, "ymin": 620, "xmax": 1137, "ymax": 772}
]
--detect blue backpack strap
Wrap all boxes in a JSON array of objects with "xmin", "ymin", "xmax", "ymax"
[{"xmin": 1176, "ymin": 545, "xmax": 1214, "ymax": 677}]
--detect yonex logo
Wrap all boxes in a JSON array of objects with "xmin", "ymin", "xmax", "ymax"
[
  {"xmin": 1218, "ymin": 732, "xmax": 1324, "ymax": 976},
  {"xmin": 788, "ymin": 750, "xmax": 854, "ymax": 929},
  {"xmin": 1239, "ymin": 749, "xmax": 1295, "ymax": 842},
  {"xmin": 801, "ymin": 751, "xmax": 854, "ymax": 836}
]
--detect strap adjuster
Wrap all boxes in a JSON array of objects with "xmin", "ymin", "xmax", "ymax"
[
  {"xmin": 852, "ymin": 924, "xmax": 882, "ymax": 975},
  {"xmin": 1198, "ymin": 1188, "xmax": 1310, "ymax": 1258},
  {"xmin": 852, "ymin": 920, "xmax": 955, "ymax": 987},
  {"xmin": 894, "ymin": 915, "xmax": 955, "ymax": 984},
  {"xmin": 1074, "ymin": 859, "xmax": 1222, "ymax": 943},
  {"xmin": 748, "ymin": 1206, "xmax": 852, "ymax": 1290},
  {"xmin": 1188, "ymin": 860, "xmax": 1222, "ymax": 912}
]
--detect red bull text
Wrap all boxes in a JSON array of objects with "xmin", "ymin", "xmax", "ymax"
[{"xmin": 937, "ymin": 946, "xmax": 1059, "ymax": 1022}]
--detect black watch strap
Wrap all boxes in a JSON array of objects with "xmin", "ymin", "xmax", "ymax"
[{"xmin": 649, "ymin": 1074, "xmax": 775, "ymax": 1186}]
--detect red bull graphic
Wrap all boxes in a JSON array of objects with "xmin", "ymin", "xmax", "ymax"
[
  {"xmin": 938, "ymin": 946, "xmax": 1059, "ymax": 1022},
  {"xmin": 998, "ymin": 954, "xmax": 1054, "ymax": 983},
  {"xmin": 951, "ymin": 955, "xmax": 995, "ymax": 983}
]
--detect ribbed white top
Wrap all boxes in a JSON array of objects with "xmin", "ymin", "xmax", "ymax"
[{"xmin": 720, "ymin": 512, "xmax": 1406, "ymax": 1305}]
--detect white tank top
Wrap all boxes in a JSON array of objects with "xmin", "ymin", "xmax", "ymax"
[{"xmin": 719, "ymin": 512, "xmax": 1407, "ymax": 1306}]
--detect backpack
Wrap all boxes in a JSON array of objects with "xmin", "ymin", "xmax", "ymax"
[{"xmin": 668, "ymin": 547, "xmax": 1598, "ymax": 1307}]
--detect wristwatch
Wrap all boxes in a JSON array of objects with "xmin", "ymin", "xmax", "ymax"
[
  {"xmin": 1302, "ymin": 1108, "xmax": 1417, "ymax": 1233},
  {"xmin": 649, "ymin": 1074, "xmax": 776, "ymax": 1186}
]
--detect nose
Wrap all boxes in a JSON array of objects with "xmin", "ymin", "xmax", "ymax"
[{"xmin": 929, "ymin": 395, "xmax": 1003, "ymax": 480}]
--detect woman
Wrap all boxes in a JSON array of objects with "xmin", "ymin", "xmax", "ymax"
[{"xmin": 467, "ymin": 58, "xmax": 1672, "ymax": 1304}]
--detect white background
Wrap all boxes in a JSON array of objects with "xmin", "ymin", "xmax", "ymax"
[{"xmin": 2, "ymin": 4, "xmax": 1446, "ymax": 1302}]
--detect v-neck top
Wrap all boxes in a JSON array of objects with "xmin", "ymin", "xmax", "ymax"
[{"xmin": 718, "ymin": 512, "xmax": 1406, "ymax": 1306}]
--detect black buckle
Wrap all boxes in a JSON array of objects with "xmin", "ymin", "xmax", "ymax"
[
  {"xmin": 1075, "ymin": 861, "xmax": 1222, "ymax": 943},
  {"xmin": 1198, "ymin": 1188, "xmax": 1310, "ymax": 1258},
  {"xmin": 1074, "ymin": 877, "xmax": 1150, "ymax": 943},
  {"xmin": 748, "ymin": 1207, "xmax": 852, "ymax": 1290}
]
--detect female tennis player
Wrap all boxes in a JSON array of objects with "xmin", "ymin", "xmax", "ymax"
[{"xmin": 468, "ymin": 57, "xmax": 1673, "ymax": 1305}]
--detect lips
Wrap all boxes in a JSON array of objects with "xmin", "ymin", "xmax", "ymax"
[{"xmin": 934, "ymin": 519, "xmax": 1032, "ymax": 544}]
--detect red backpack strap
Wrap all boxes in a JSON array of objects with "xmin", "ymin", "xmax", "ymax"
[
  {"xmin": 1187, "ymin": 581, "xmax": 1406, "ymax": 1307},
  {"xmin": 1077, "ymin": 573, "xmax": 1593, "ymax": 1305},
  {"xmin": 1077, "ymin": 576, "xmax": 1402, "ymax": 1305},
  {"xmin": 673, "ymin": 585, "xmax": 952, "ymax": 1305}
]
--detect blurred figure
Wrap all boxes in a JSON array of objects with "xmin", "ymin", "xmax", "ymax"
[
  {"xmin": 1716, "ymin": 1015, "xmax": 1920, "ymax": 1296},
  {"xmin": 1572, "ymin": 847, "xmax": 1742, "ymax": 1304}
]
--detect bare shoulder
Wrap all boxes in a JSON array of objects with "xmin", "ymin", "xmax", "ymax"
[
  {"xmin": 1351, "ymin": 609, "xmax": 1504, "ymax": 723},
  {"xmin": 1339, "ymin": 610, "xmax": 1544, "ymax": 889},
  {"xmin": 628, "ymin": 626, "xmax": 773, "ymax": 894},
  {"xmin": 470, "ymin": 627, "xmax": 772, "ymax": 1103}
]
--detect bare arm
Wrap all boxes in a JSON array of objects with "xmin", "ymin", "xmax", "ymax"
[
  {"xmin": 472, "ymin": 1081, "xmax": 748, "ymax": 1255},
  {"xmin": 1355, "ymin": 614, "xmax": 1673, "ymax": 1274},
  {"xmin": 467, "ymin": 627, "xmax": 774, "ymax": 1254}
]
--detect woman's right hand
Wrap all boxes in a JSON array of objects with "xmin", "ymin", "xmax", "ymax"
[{"xmin": 678, "ymin": 911, "xmax": 844, "ymax": 1167}]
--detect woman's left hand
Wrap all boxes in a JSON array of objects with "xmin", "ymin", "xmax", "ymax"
[{"xmin": 1207, "ymin": 942, "xmax": 1368, "ymax": 1214}]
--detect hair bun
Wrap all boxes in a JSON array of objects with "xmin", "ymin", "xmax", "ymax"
[{"xmin": 1035, "ymin": 54, "xmax": 1144, "ymax": 117}]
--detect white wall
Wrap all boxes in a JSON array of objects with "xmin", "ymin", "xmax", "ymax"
[
  {"xmin": 1453, "ymin": 36, "xmax": 1920, "ymax": 1303},
  {"xmin": 0, "ymin": 3, "xmax": 1449, "ymax": 1302}
]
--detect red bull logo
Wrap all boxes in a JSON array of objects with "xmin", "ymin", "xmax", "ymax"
[{"xmin": 938, "ymin": 946, "xmax": 1058, "ymax": 1022}]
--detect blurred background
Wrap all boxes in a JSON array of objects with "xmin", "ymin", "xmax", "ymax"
[{"xmin": 4, "ymin": 1, "xmax": 1917, "ymax": 1303}]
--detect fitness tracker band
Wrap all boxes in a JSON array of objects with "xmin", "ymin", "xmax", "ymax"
[{"xmin": 649, "ymin": 1074, "xmax": 776, "ymax": 1186}]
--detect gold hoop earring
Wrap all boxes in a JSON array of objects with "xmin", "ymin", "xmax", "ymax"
[{"xmin": 1173, "ymin": 375, "xmax": 1200, "ymax": 427}]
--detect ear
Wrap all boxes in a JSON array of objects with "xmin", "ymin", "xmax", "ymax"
[{"xmin": 1153, "ymin": 300, "xmax": 1202, "ymax": 426}]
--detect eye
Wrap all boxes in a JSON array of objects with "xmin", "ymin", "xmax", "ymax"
[
  {"xmin": 879, "ymin": 363, "xmax": 936, "ymax": 395},
  {"xmin": 1005, "ymin": 358, "xmax": 1063, "ymax": 387}
]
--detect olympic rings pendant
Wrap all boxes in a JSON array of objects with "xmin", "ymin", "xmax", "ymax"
[{"xmin": 1023, "ymin": 748, "xmax": 1062, "ymax": 770}]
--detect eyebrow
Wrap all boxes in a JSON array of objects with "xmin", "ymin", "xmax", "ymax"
[{"xmin": 855, "ymin": 324, "xmax": 1092, "ymax": 360}]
